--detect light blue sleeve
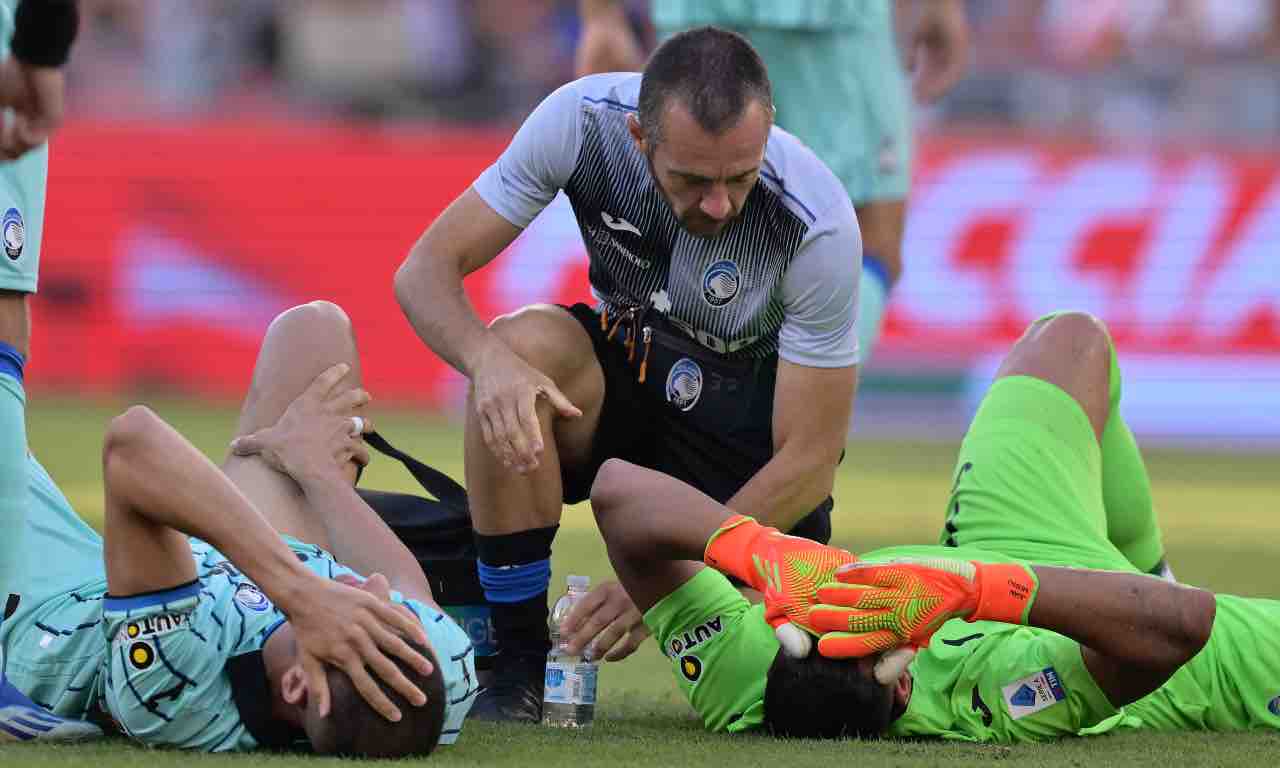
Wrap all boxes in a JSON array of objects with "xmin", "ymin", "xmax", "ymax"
[
  {"xmin": 472, "ymin": 81, "xmax": 585, "ymax": 228},
  {"xmin": 102, "ymin": 581, "xmax": 264, "ymax": 752},
  {"xmin": 777, "ymin": 196, "xmax": 862, "ymax": 367}
]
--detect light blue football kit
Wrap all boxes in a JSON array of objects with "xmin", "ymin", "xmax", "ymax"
[
  {"xmin": 0, "ymin": 0, "xmax": 50, "ymax": 295},
  {"xmin": 650, "ymin": 0, "xmax": 910, "ymax": 358},
  {"xmin": 100, "ymin": 537, "xmax": 477, "ymax": 751},
  {"xmin": 0, "ymin": 352, "xmax": 476, "ymax": 750}
]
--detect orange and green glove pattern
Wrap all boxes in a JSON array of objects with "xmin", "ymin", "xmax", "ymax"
[
  {"xmin": 807, "ymin": 557, "xmax": 1039, "ymax": 659},
  {"xmin": 703, "ymin": 514, "xmax": 859, "ymax": 658}
]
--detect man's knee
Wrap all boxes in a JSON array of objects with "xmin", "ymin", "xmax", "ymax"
[
  {"xmin": 488, "ymin": 305, "xmax": 595, "ymax": 386},
  {"xmin": 103, "ymin": 405, "xmax": 162, "ymax": 474},
  {"xmin": 998, "ymin": 311, "xmax": 1113, "ymax": 434},
  {"xmin": 590, "ymin": 459, "xmax": 633, "ymax": 544},
  {"xmin": 266, "ymin": 300, "xmax": 353, "ymax": 342},
  {"xmin": 1023, "ymin": 311, "xmax": 1111, "ymax": 361}
]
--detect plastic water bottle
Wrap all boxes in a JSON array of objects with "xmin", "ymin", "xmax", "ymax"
[{"xmin": 542, "ymin": 575, "xmax": 597, "ymax": 727}]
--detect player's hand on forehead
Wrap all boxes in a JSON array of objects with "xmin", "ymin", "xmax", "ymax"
[
  {"xmin": 230, "ymin": 362, "xmax": 375, "ymax": 478},
  {"xmin": 287, "ymin": 569, "xmax": 435, "ymax": 723},
  {"xmin": 333, "ymin": 572, "xmax": 422, "ymax": 628}
]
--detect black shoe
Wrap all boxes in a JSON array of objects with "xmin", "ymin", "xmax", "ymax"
[{"xmin": 466, "ymin": 654, "xmax": 544, "ymax": 723}]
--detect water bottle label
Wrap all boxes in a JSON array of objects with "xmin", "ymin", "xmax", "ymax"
[{"xmin": 543, "ymin": 661, "xmax": 597, "ymax": 705}]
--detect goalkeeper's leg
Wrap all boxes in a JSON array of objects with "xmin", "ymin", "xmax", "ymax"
[
  {"xmin": 1021, "ymin": 312, "xmax": 1169, "ymax": 577},
  {"xmin": 1098, "ymin": 335, "xmax": 1169, "ymax": 577}
]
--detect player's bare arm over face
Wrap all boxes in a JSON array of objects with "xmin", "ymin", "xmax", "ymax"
[
  {"xmin": 228, "ymin": 352, "xmax": 435, "ymax": 609},
  {"xmin": 100, "ymin": 397, "xmax": 434, "ymax": 723},
  {"xmin": 394, "ymin": 190, "xmax": 582, "ymax": 475}
]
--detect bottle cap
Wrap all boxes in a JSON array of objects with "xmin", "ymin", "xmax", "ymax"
[{"xmin": 567, "ymin": 575, "xmax": 591, "ymax": 590}]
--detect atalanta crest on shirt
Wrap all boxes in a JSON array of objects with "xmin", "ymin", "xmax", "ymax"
[
  {"xmin": 3, "ymin": 208, "xmax": 23, "ymax": 261},
  {"xmin": 666, "ymin": 357, "xmax": 703, "ymax": 412},
  {"xmin": 234, "ymin": 583, "xmax": 271, "ymax": 612},
  {"xmin": 701, "ymin": 259, "xmax": 740, "ymax": 308}
]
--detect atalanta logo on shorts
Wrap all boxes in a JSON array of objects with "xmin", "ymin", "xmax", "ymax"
[
  {"xmin": 234, "ymin": 583, "xmax": 271, "ymax": 612},
  {"xmin": 679, "ymin": 654, "xmax": 702, "ymax": 683},
  {"xmin": 702, "ymin": 259, "xmax": 740, "ymax": 308},
  {"xmin": 665, "ymin": 357, "xmax": 703, "ymax": 412},
  {"xmin": 1269, "ymin": 695, "xmax": 1280, "ymax": 717},
  {"xmin": 2, "ymin": 208, "xmax": 23, "ymax": 261}
]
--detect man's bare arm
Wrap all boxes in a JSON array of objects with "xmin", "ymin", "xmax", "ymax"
[
  {"xmin": 575, "ymin": 0, "xmax": 645, "ymax": 77},
  {"xmin": 103, "ymin": 406, "xmax": 316, "ymax": 601},
  {"xmin": 394, "ymin": 188, "xmax": 522, "ymax": 378},
  {"xmin": 101, "ymin": 405, "xmax": 432, "ymax": 721},
  {"xmin": 725, "ymin": 360, "xmax": 856, "ymax": 532},
  {"xmin": 227, "ymin": 365, "xmax": 435, "ymax": 607},
  {"xmin": 394, "ymin": 188, "xmax": 580, "ymax": 472},
  {"xmin": 1029, "ymin": 566, "xmax": 1216, "ymax": 706}
]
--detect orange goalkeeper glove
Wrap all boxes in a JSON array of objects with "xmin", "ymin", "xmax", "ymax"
[
  {"xmin": 704, "ymin": 514, "xmax": 859, "ymax": 658},
  {"xmin": 806, "ymin": 557, "xmax": 1039, "ymax": 659}
]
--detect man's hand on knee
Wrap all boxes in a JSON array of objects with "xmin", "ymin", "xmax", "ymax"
[
  {"xmin": 470, "ymin": 339, "xmax": 581, "ymax": 474},
  {"xmin": 230, "ymin": 363, "xmax": 373, "ymax": 483}
]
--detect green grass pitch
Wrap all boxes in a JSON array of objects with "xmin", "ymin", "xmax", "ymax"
[{"xmin": 8, "ymin": 397, "xmax": 1280, "ymax": 767}]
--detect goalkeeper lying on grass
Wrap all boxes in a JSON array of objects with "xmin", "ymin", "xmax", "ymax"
[{"xmin": 580, "ymin": 311, "xmax": 1279, "ymax": 741}]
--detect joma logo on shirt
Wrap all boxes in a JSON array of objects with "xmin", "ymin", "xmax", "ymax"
[{"xmin": 667, "ymin": 616, "xmax": 723, "ymax": 657}]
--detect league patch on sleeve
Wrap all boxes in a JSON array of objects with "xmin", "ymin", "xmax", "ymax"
[{"xmin": 1001, "ymin": 667, "xmax": 1067, "ymax": 719}]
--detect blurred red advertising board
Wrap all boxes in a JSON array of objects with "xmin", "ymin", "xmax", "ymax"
[{"xmin": 27, "ymin": 122, "xmax": 1280, "ymax": 407}]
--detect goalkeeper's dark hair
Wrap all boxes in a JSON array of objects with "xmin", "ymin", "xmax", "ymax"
[
  {"xmin": 308, "ymin": 639, "xmax": 447, "ymax": 758},
  {"xmin": 638, "ymin": 25, "xmax": 773, "ymax": 145},
  {"xmin": 761, "ymin": 649, "xmax": 895, "ymax": 739}
]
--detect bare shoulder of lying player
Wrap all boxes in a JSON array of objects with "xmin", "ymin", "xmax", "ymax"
[{"xmin": 590, "ymin": 311, "xmax": 1278, "ymax": 742}]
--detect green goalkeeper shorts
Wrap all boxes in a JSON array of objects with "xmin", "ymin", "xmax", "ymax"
[
  {"xmin": 939, "ymin": 375, "xmax": 1136, "ymax": 573},
  {"xmin": 642, "ymin": 567, "xmax": 778, "ymax": 733}
]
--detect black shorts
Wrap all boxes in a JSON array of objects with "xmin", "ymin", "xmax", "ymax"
[{"xmin": 560, "ymin": 303, "xmax": 832, "ymax": 544}]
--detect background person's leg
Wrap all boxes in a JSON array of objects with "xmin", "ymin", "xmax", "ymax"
[{"xmin": 742, "ymin": 23, "xmax": 910, "ymax": 362}]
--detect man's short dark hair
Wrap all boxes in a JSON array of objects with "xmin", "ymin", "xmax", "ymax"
[
  {"xmin": 638, "ymin": 25, "xmax": 773, "ymax": 144},
  {"xmin": 310, "ymin": 641, "xmax": 447, "ymax": 758},
  {"xmin": 762, "ymin": 649, "xmax": 895, "ymax": 740}
]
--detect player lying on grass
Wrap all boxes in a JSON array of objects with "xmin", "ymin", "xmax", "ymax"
[
  {"xmin": 0, "ymin": 301, "xmax": 476, "ymax": 754},
  {"xmin": 580, "ymin": 311, "xmax": 1280, "ymax": 740}
]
